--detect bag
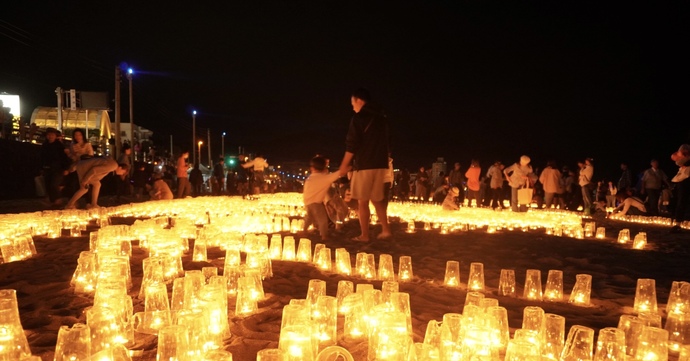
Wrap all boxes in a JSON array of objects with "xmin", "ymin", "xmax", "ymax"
[{"xmin": 517, "ymin": 185, "xmax": 533, "ymax": 205}]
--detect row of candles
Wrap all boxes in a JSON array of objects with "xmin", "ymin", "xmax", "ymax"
[{"xmin": 0, "ymin": 191, "xmax": 667, "ymax": 265}]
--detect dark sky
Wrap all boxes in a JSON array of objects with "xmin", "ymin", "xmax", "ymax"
[{"xmin": 2, "ymin": 2, "xmax": 688, "ymax": 179}]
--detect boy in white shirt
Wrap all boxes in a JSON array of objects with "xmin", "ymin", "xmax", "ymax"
[{"xmin": 303, "ymin": 155, "xmax": 346, "ymax": 240}]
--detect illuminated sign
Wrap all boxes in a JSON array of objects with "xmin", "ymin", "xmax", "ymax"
[{"xmin": 0, "ymin": 94, "xmax": 20, "ymax": 117}]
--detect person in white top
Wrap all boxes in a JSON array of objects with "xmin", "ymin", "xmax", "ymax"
[
  {"xmin": 242, "ymin": 154, "xmax": 269, "ymax": 194},
  {"xmin": 578, "ymin": 158, "xmax": 594, "ymax": 215},
  {"xmin": 68, "ymin": 128, "xmax": 94, "ymax": 164},
  {"xmin": 539, "ymin": 160, "xmax": 563, "ymax": 209},
  {"xmin": 486, "ymin": 161, "xmax": 505, "ymax": 209},
  {"xmin": 503, "ymin": 155, "xmax": 536, "ymax": 212},
  {"xmin": 303, "ymin": 155, "xmax": 347, "ymax": 240}
]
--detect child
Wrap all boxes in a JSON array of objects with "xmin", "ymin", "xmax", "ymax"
[
  {"xmin": 303, "ymin": 155, "xmax": 346, "ymax": 240},
  {"xmin": 442, "ymin": 186, "xmax": 460, "ymax": 210}
]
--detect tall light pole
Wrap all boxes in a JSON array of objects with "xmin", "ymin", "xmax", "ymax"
[
  {"xmin": 114, "ymin": 67, "xmax": 122, "ymax": 160},
  {"xmin": 192, "ymin": 110, "xmax": 197, "ymax": 166},
  {"xmin": 222, "ymin": 132, "xmax": 226, "ymax": 161},
  {"xmin": 127, "ymin": 67, "xmax": 135, "ymax": 166},
  {"xmin": 197, "ymin": 140, "xmax": 203, "ymax": 166}
]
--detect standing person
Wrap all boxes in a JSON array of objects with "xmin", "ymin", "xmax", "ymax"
[
  {"xmin": 539, "ymin": 160, "xmax": 563, "ymax": 209},
  {"xmin": 618, "ymin": 162, "xmax": 633, "ymax": 195},
  {"xmin": 486, "ymin": 160, "xmax": 505, "ymax": 209},
  {"xmin": 579, "ymin": 158, "xmax": 595, "ymax": 215},
  {"xmin": 606, "ymin": 181, "xmax": 618, "ymax": 208},
  {"xmin": 116, "ymin": 144, "xmax": 132, "ymax": 199},
  {"xmin": 212, "ymin": 158, "xmax": 225, "ymax": 195},
  {"xmin": 303, "ymin": 155, "xmax": 346, "ymax": 241},
  {"xmin": 465, "ymin": 159, "xmax": 481, "ymax": 207},
  {"xmin": 176, "ymin": 150, "xmax": 191, "ymax": 198},
  {"xmin": 242, "ymin": 153, "xmax": 269, "ymax": 194},
  {"xmin": 236, "ymin": 155, "xmax": 249, "ymax": 196},
  {"xmin": 396, "ymin": 168, "xmax": 410, "ymax": 200},
  {"xmin": 189, "ymin": 163, "xmax": 204, "ymax": 196},
  {"xmin": 68, "ymin": 128, "xmax": 94, "ymax": 163},
  {"xmin": 640, "ymin": 159, "xmax": 671, "ymax": 216},
  {"xmin": 564, "ymin": 168, "xmax": 579, "ymax": 210},
  {"xmin": 383, "ymin": 154, "xmax": 394, "ymax": 205},
  {"xmin": 447, "ymin": 162, "xmax": 465, "ymax": 204},
  {"xmin": 670, "ymin": 144, "xmax": 690, "ymax": 233},
  {"xmin": 415, "ymin": 166, "xmax": 430, "ymax": 200},
  {"xmin": 40, "ymin": 128, "xmax": 70, "ymax": 208},
  {"xmin": 338, "ymin": 88, "xmax": 392, "ymax": 241},
  {"xmin": 64, "ymin": 157, "xmax": 129, "ymax": 209},
  {"xmin": 503, "ymin": 155, "xmax": 535, "ymax": 212}
]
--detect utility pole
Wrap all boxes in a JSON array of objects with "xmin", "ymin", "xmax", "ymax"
[
  {"xmin": 207, "ymin": 128, "xmax": 212, "ymax": 168},
  {"xmin": 55, "ymin": 87, "xmax": 63, "ymax": 132},
  {"xmin": 192, "ymin": 111, "xmax": 197, "ymax": 166},
  {"xmin": 115, "ymin": 66, "xmax": 122, "ymax": 160},
  {"xmin": 127, "ymin": 68, "xmax": 134, "ymax": 166}
]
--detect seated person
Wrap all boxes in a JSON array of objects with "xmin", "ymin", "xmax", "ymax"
[
  {"xmin": 303, "ymin": 155, "xmax": 345, "ymax": 240},
  {"xmin": 613, "ymin": 193, "xmax": 647, "ymax": 216},
  {"xmin": 442, "ymin": 186, "xmax": 460, "ymax": 210},
  {"xmin": 65, "ymin": 157, "xmax": 129, "ymax": 209},
  {"xmin": 149, "ymin": 172, "xmax": 174, "ymax": 200}
]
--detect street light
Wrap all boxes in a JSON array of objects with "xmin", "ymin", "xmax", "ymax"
[
  {"xmin": 197, "ymin": 140, "xmax": 203, "ymax": 166},
  {"xmin": 192, "ymin": 110, "xmax": 197, "ymax": 165},
  {"xmin": 222, "ymin": 132, "xmax": 226, "ymax": 160},
  {"xmin": 126, "ymin": 67, "xmax": 135, "ymax": 166}
]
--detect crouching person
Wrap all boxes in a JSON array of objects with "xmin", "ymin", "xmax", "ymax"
[
  {"xmin": 612, "ymin": 192, "xmax": 647, "ymax": 216},
  {"xmin": 65, "ymin": 157, "xmax": 129, "ymax": 209},
  {"xmin": 149, "ymin": 172, "xmax": 174, "ymax": 200},
  {"xmin": 442, "ymin": 186, "xmax": 460, "ymax": 210},
  {"xmin": 303, "ymin": 155, "xmax": 346, "ymax": 241}
]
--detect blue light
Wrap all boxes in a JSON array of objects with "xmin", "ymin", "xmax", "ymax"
[
  {"xmin": 222, "ymin": 132, "xmax": 226, "ymax": 136},
  {"xmin": 127, "ymin": 68, "xmax": 133, "ymax": 75},
  {"xmin": 193, "ymin": 110, "xmax": 197, "ymax": 115}
]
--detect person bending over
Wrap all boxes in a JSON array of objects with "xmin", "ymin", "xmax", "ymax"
[
  {"xmin": 65, "ymin": 157, "xmax": 129, "ymax": 209},
  {"xmin": 612, "ymin": 192, "xmax": 647, "ymax": 216}
]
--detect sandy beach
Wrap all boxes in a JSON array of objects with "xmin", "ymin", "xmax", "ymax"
[{"xmin": 1, "ymin": 195, "xmax": 688, "ymax": 360}]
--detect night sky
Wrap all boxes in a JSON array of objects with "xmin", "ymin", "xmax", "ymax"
[{"xmin": 2, "ymin": 2, "xmax": 687, "ymax": 180}]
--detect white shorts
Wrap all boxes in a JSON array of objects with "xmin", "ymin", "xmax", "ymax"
[{"xmin": 350, "ymin": 169, "xmax": 387, "ymax": 202}]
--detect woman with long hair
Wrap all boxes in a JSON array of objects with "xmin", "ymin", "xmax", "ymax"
[{"xmin": 68, "ymin": 128, "xmax": 93, "ymax": 163}]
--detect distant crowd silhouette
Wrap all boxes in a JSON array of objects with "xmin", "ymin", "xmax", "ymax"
[{"xmin": 23, "ymin": 122, "xmax": 690, "ymax": 235}]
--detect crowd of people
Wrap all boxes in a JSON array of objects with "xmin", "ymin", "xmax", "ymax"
[
  {"xmin": 34, "ymin": 88, "xmax": 690, "ymax": 238},
  {"xmin": 388, "ymin": 146, "xmax": 690, "ymax": 234}
]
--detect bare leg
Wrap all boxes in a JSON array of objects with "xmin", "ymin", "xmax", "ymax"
[
  {"xmin": 357, "ymin": 199, "xmax": 371, "ymax": 240},
  {"xmin": 90, "ymin": 181, "xmax": 102, "ymax": 207},
  {"xmin": 372, "ymin": 199, "xmax": 392, "ymax": 238},
  {"xmin": 66, "ymin": 185, "xmax": 89, "ymax": 209}
]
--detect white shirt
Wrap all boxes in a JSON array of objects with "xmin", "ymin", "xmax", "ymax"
[
  {"xmin": 243, "ymin": 156, "xmax": 268, "ymax": 171},
  {"xmin": 539, "ymin": 167, "xmax": 562, "ymax": 194},
  {"xmin": 303, "ymin": 172, "xmax": 341, "ymax": 205},
  {"xmin": 579, "ymin": 165, "xmax": 593, "ymax": 186}
]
